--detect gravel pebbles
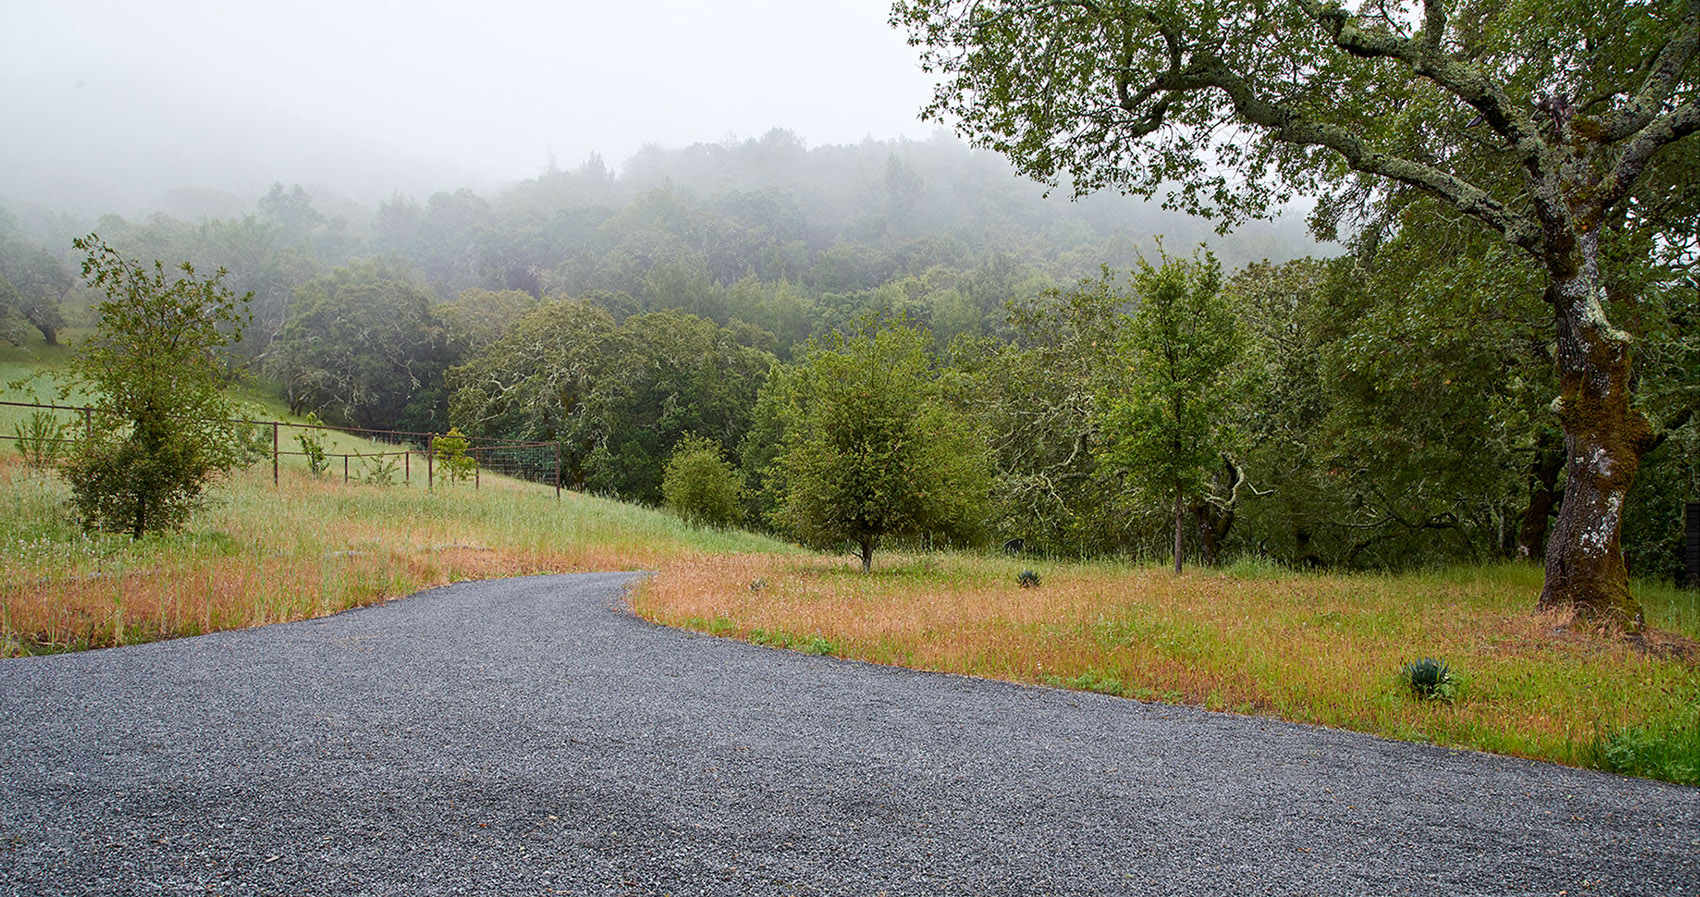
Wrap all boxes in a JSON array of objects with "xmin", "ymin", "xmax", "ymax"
[{"xmin": 1, "ymin": 572, "xmax": 1695, "ymax": 895}]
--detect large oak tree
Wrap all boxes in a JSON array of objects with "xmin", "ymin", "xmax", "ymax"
[{"xmin": 895, "ymin": 0, "xmax": 1699, "ymax": 626}]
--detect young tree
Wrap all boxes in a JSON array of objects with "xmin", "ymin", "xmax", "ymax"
[
  {"xmin": 62, "ymin": 235, "xmax": 250, "ymax": 538},
  {"xmin": 1096, "ymin": 250, "xmax": 1242, "ymax": 573},
  {"xmin": 771, "ymin": 318, "xmax": 990, "ymax": 571},
  {"xmin": 662, "ymin": 433, "xmax": 745, "ymax": 527},
  {"xmin": 896, "ymin": 0, "xmax": 1700, "ymax": 626}
]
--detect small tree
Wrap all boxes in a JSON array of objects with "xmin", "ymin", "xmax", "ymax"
[
  {"xmin": 772, "ymin": 318, "xmax": 989, "ymax": 572},
  {"xmin": 13, "ymin": 411, "xmax": 68, "ymax": 469},
  {"xmin": 1096, "ymin": 249, "xmax": 1242, "ymax": 573},
  {"xmin": 295, "ymin": 412, "xmax": 331, "ymax": 476},
  {"xmin": 434, "ymin": 427, "xmax": 477, "ymax": 484},
  {"xmin": 662, "ymin": 433, "xmax": 744, "ymax": 527},
  {"xmin": 62, "ymin": 235, "xmax": 250, "ymax": 538}
]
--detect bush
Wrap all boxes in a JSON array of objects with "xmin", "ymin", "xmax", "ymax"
[
  {"xmin": 1018, "ymin": 569, "xmax": 1041, "ymax": 588},
  {"xmin": 359, "ymin": 452, "xmax": 399, "ymax": 486},
  {"xmin": 61, "ymin": 235, "xmax": 249, "ymax": 538},
  {"xmin": 662, "ymin": 434, "xmax": 743, "ymax": 528}
]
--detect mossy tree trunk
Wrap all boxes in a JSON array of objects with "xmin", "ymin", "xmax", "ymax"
[{"xmin": 1537, "ymin": 232, "xmax": 1656, "ymax": 627}]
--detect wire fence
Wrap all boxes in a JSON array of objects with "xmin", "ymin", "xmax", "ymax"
[{"xmin": 0, "ymin": 400, "xmax": 563, "ymax": 497}]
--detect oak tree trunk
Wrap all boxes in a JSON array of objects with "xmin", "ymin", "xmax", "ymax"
[{"xmin": 1539, "ymin": 233, "xmax": 1654, "ymax": 628}]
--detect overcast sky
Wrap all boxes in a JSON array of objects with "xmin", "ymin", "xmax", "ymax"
[{"xmin": 0, "ymin": 0, "xmax": 944, "ymax": 212}]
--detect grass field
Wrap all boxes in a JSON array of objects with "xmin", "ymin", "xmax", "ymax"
[{"xmin": 633, "ymin": 553, "xmax": 1700, "ymax": 785}]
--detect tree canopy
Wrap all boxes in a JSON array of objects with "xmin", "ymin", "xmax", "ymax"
[
  {"xmin": 896, "ymin": 0, "xmax": 1700, "ymax": 625},
  {"xmin": 768, "ymin": 318, "xmax": 990, "ymax": 571}
]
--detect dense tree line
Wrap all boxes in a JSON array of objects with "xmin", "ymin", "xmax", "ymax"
[{"xmin": 3, "ymin": 130, "xmax": 1694, "ymax": 583}]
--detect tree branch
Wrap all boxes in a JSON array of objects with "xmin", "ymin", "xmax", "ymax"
[
  {"xmin": 1597, "ymin": 0, "xmax": 1700, "ymax": 142},
  {"xmin": 1597, "ymin": 99, "xmax": 1700, "ymax": 218},
  {"xmin": 1170, "ymin": 53, "xmax": 1545, "ymax": 250}
]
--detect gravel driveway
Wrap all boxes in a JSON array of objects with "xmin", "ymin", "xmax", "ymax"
[{"xmin": 1, "ymin": 572, "xmax": 1695, "ymax": 896}]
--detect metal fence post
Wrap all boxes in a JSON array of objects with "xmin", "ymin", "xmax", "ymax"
[
  {"xmin": 343, "ymin": 454, "xmax": 349, "ymax": 484},
  {"xmin": 272, "ymin": 422, "xmax": 279, "ymax": 486},
  {"xmin": 427, "ymin": 436, "xmax": 434, "ymax": 491},
  {"xmin": 555, "ymin": 441, "xmax": 562, "ymax": 500}
]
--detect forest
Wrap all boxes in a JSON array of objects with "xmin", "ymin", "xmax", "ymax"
[{"xmin": 2, "ymin": 128, "xmax": 1695, "ymax": 585}]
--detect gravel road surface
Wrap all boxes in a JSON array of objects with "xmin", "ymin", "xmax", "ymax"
[{"xmin": 1, "ymin": 572, "xmax": 1695, "ymax": 896}]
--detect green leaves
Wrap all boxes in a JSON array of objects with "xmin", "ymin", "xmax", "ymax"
[
  {"xmin": 769, "ymin": 317, "xmax": 990, "ymax": 570},
  {"xmin": 62, "ymin": 235, "xmax": 252, "ymax": 537},
  {"xmin": 1096, "ymin": 248, "xmax": 1242, "ymax": 518}
]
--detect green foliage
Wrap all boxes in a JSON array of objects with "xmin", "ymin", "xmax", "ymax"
[
  {"xmin": 13, "ymin": 410, "xmax": 68, "ymax": 469},
  {"xmin": 768, "ymin": 317, "xmax": 990, "ymax": 571},
  {"xmin": 1095, "ymin": 248, "xmax": 1242, "ymax": 569},
  {"xmin": 448, "ymin": 303, "xmax": 770, "ymax": 504},
  {"xmin": 1586, "ymin": 712, "xmax": 1700, "ymax": 787},
  {"xmin": 953, "ymin": 272, "xmax": 1141, "ymax": 558},
  {"xmin": 0, "ymin": 218, "xmax": 71, "ymax": 346},
  {"xmin": 662, "ymin": 433, "xmax": 744, "ymax": 527},
  {"xmin": 1017, "ymin": 569, "xmax": 1040, "ymax": 588},
  {"xmin": 295, "ymin": 412, "xmax": 330, "ymax": 476},
  {"xmin": 359, "ymin": 452, "xmax": 400, "ymax": 486},
  {"xmin": 269, "ymin": 260, "xmax": 449, "ymax": 431},
  {"xmin": 433, "ymin": 427, "xmax": 476, "ymax": 484},
  {"xmin": 61, "ymin": 235, "xmax": 250, "ymax": 538},
  {"xmin": 1402, "ymin": 657, "xmax": 1458, "ymax": 703}
]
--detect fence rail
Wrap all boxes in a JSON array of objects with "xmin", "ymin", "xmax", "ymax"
[{"xmin": 0, "ymin": 400, "xmax": 563, "ymax": 497}]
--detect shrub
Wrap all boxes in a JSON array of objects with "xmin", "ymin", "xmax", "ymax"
[
  {"xmin": 662, "ymin": 433, "xmax": 743, "ymax": 528},
  {"xmin": 1018, "ymin": 569, "xmax": 1041, "ymax": 588},
  {"xmin": 359, "ymin": 453, "xmax": 399, "ymax": 486},
  {"xmin": 1402, "ymin": 657, "xmax": 1457, "ymax": 703}
]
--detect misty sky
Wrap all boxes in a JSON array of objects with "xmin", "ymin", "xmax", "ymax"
[{"xmin": 1, "ymin": 0, "xmax": 942, "ymax": 211}]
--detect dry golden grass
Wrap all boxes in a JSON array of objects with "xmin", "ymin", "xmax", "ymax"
[
  {"xmin": 634, "ymin": 551, "xmax": 1700, "ymax": 772},
  {"xmin": 0, "ymin": 455, "xmax": 782, "ymax": 653}
]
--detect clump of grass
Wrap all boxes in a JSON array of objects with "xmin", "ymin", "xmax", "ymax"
[
  {"xmin": 1017, "ymin": 569, "xmax": 1041, "ymax": 588},
  {"xmin": 1046, "ymin": 668, "xmax": 1123, "ymax": 696},
  {"xmin": 1586, "ymin": 711, "xmax": 1700, "ymax": 786},
  {"xmin": 1402, "ymin": 657, "xmax": 1458, "ymax": 703},
  {"xmin": 748, "ymin": 627, "xmax": 836, "ymax": 656}
]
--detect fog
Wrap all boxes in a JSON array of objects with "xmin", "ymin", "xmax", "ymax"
[{"xmin": 0, "ymin": 0, "xmax": 937, "ymax": 215}]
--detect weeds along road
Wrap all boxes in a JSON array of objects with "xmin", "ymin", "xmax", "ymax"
[{"xmin": 1, "ymin": 572, "xmax": 1695, "ymax": 896}]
